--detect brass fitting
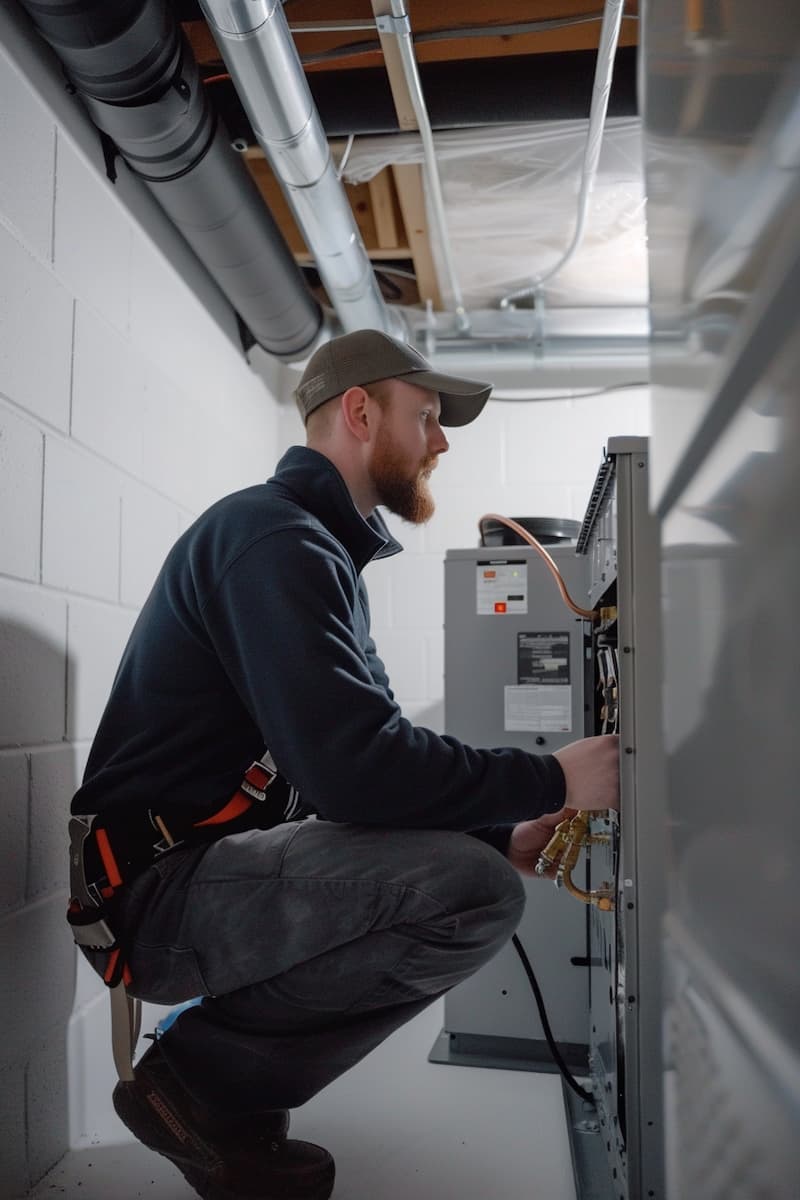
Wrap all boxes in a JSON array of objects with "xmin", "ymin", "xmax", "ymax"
[
  {"xmin": 534, "ymin": 815, "xmax": 574, "ymax": 876},
  {"xmin": 535, "ymin": 810, "xmax": 615, "ymax": 910}
]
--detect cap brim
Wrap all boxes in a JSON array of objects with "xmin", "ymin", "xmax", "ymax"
[{"xmin": 405, "ymin": 369, "xmax": 492, "ymax": 427}]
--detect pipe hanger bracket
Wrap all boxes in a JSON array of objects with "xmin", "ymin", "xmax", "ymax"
[{"xmin": 375, "ymin": 13, "xmax": 411, "ymax": 37}]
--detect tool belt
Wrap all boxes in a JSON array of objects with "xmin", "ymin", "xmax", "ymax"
[{"xmin": 67, "ymin": 757, "xmax": 290, "ymax": 989}]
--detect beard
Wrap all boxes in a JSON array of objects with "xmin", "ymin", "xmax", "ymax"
[{"xmin": 369, "ymin": 426, "xmax": 437, "ymax": 524}]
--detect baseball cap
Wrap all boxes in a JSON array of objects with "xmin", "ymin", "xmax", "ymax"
[{"xmin": 295, "ymin": 329, "xmax": 492, "ymax": 427}]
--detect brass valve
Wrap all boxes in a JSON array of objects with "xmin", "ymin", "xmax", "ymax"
[{"xmin": 535, "ymin": 810, "xmax": 615, "ymax": 910}]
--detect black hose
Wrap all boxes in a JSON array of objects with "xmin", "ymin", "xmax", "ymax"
[{"xmin": 511, "ymin": 932, "xmax": 593, "ymax": 1103}]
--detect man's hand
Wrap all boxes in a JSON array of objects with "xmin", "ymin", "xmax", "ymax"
[
  {"xmin": 507, "ymin": 736, "xmax": 620, "ymax": 877},
  {"xmin": 507, "ymin": 809, "xmax": 575, "ymax": 877},
  {"xmin": 553, "ymin": 734, "xmax": 620, "ymax": 813}
]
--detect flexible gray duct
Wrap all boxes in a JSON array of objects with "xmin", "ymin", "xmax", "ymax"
[{"xmin": 17, "ymin": 0, "xmax": 322, "ymax": 360}]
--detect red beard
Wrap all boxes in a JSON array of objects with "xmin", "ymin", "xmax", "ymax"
[{"xmin": 369, "ymin": 426, "xmax": 437, "ymax": 524}]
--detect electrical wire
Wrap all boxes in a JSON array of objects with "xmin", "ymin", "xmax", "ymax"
[
  {"xmin": 511, "ymin": 933, "xmax": 593, "ymax": 1103},
  {"xmin": 371, "ymin": 265, "xmax": 418, "ymax": 280},
  {"xmin": 478, "ymin": 514, "xmax": 598, "ymax": 620},
  {"xmin": 335, "ymin": 132, "xmax": 355, "ymax": 180}
]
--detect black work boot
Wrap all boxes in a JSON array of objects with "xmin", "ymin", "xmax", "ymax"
[{"xmin": 112, "ymin": 1039, "xmax": 335, "ymax": 1200}]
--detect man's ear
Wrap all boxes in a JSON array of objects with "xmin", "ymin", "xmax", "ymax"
[{"xmin": 340, "ymin": 385, "xmax": 373, "ymax": 443}]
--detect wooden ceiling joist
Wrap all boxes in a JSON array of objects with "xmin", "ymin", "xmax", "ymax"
[
  {"xmin": 181, "ymin": 2, "xmax": 640, "ymax": 315},
  {"xmin": 391, "ymin": 164, "xmax": 442, "ymax": 310}
]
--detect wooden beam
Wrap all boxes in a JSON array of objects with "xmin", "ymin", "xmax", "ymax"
[
  {"xmin": 368, "ymin": 169, "xmax": 402, "ymax": 249},
  {"xmin": 392, "ymin": 164, "xmax": 442, "ymax": 309},
  {"xmin": 369, "ymin": 3, "xmax": 446, "ymax": 308},
  {"xmin": 284, "ymin": 2, "xmax": 639, "ymax": 73},
  {"xmin": 369, "ymin": 1, "xmax": 418, "ymax": 130}
]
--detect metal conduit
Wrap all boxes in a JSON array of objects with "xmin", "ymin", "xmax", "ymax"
[
  {"xmin": 16, "ymin": 0, "xmax": 322, "ymax": 361},
  {"xmin": 500, "ymin": 0, "xmax": 627, "ymax": 309},
  {"xmin": 197, "ymin": 0, "xmax": 402, "ymax": 338},
  {"xmin": 377, "ymin": 2, "xmax": 469, "ymax": 333}
]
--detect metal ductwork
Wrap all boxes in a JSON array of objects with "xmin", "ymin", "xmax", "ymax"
[
  {"xmin": 16, "ymin": 0, "xmax": 323, "ymax": 361},
  {"xmin": 196, "ymin": 0, "xmax": 403, "ymax": 339}
]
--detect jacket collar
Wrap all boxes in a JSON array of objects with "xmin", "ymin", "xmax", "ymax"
[{"xmin": 270, "ymin": 446, "xmax": 403, "ymax": 573}]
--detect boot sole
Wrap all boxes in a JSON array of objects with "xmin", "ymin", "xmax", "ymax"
[{"xmin": 114, "ymin": 1081, "xmax": 335, "ymax": 1200}]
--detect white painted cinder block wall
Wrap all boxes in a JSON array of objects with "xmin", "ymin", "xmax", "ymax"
[
  {"xmin": 1, "ymin": 6, "xmax": 650, "ymax": 1198},
  {"xmin": 0, "ymin": 8, "xmax": 283, "ymax": 1197}
]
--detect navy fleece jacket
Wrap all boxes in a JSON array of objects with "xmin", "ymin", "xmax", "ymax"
[{"xmin": 73, "ymin": 447, "xmax": 565, "ymax": 851}]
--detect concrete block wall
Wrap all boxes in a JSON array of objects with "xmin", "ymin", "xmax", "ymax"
[
  {"xmin": 1, "ymin": 6, "xmax": 652, "ymax": 1194},
  {"xmin": 279, "ymin": 386, "xmax": 651, "ymax": 731},
  {"xmin": 0, "ymin": 8, "xmax": 280, "ymax": 1195}
]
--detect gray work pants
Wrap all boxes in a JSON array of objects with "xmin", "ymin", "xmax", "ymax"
[{"xmin": 109, "ymin": 819, "xmax": 526, "ymax": 1115}]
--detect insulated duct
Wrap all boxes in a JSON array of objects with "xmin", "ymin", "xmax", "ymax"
[
  {"xmin": 196, "ymin": 0, "xmax": 403, "ymax": 338},
  {"xmin": 16, "ymin": 0, "xmax": 322, "ymax": 360}
]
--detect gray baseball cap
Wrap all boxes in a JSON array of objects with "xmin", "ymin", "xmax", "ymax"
[{"xmin": 295, "ymin": 329, "xmax": 492, "ymax": 427}]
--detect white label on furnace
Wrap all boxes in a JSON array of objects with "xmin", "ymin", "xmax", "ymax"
[
  {"xmin": 476, "ymin": 561, "xmax": 527, "ymax": 615},
  {"xmin": 504, "ymin": 685, "xmax": 572, "ymax": 732}
]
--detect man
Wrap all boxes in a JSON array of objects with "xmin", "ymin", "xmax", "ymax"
[{"xmin": 71, "ymin": 329, "xmax": 619, "ymax": 1200}]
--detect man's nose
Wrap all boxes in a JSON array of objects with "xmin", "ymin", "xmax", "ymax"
[{"xmin": 431, "ymin": 422, "xmax": 449, "ymax": 455}]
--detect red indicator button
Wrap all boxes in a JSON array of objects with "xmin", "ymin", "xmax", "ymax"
[{"xmin": 494, "ymin": 602, "xmax": 507, "ymax": 614}]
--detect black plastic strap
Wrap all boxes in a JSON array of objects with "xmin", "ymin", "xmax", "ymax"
[{"xmin": 99, "ymin": 130, "xmax": 118, "ymax": 183}]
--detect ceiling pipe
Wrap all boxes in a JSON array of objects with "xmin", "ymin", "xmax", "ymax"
[
  {"xmin": 375, "ymin": 1, "xmax": 469, "ymax": 334},
  {"xmin": 500, "ymin": 0, "xmax": 628, "ymax": 310},
  {"xmin": 420, "ymin": 342, "xmax": 649, "ymax": 395},
  {"xmin": 15, "ymin": 0, "xmax": 322, "ymax": 361},
  {"xmin": 197, "ymin": 0, "xmax": 403, "ymax": 339}
]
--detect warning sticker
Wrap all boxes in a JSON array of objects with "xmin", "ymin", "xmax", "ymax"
[
  {"xmin": 517, "ymin": 632, "xmax": 570, "ymax": 684},
  {"xmin": 476, "ymin": 560, "xmax": 527, "ymax": 615},
  {"xmin": 504, "ymin": 685, "xmax": 573, "ymax": 732}
]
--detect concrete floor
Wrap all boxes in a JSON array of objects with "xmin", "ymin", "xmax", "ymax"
[{"xmin": 32, "ymin": 1001, "xmax": 578, "ymax": 1200}]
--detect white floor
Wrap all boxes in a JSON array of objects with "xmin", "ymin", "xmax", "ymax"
[{"xmin": 31, "ymin": 1001, "xmax": 578, "ymax": 1200}]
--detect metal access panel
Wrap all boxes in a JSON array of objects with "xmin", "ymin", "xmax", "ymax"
[
  {"xmin": 433, "ymin": 544, "xmax": 593, "ymax": 1070},
  {"xmin": 570, "ymin": 438, "xmax": 665, "ymax": 1200},
  {"xmin": 642, "ymin": 4, "xmax": 800, "ymax": 1197}
]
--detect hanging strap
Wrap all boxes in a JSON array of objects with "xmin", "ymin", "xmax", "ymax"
[{"xmin": 110, "ymin": 982, "xmax": 141, "ymax": 1083}]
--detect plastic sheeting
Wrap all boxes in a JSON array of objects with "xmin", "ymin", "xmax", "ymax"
[{"xmin": 342, "ymin": 118, "xmax": 647, "ymax": 311}]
